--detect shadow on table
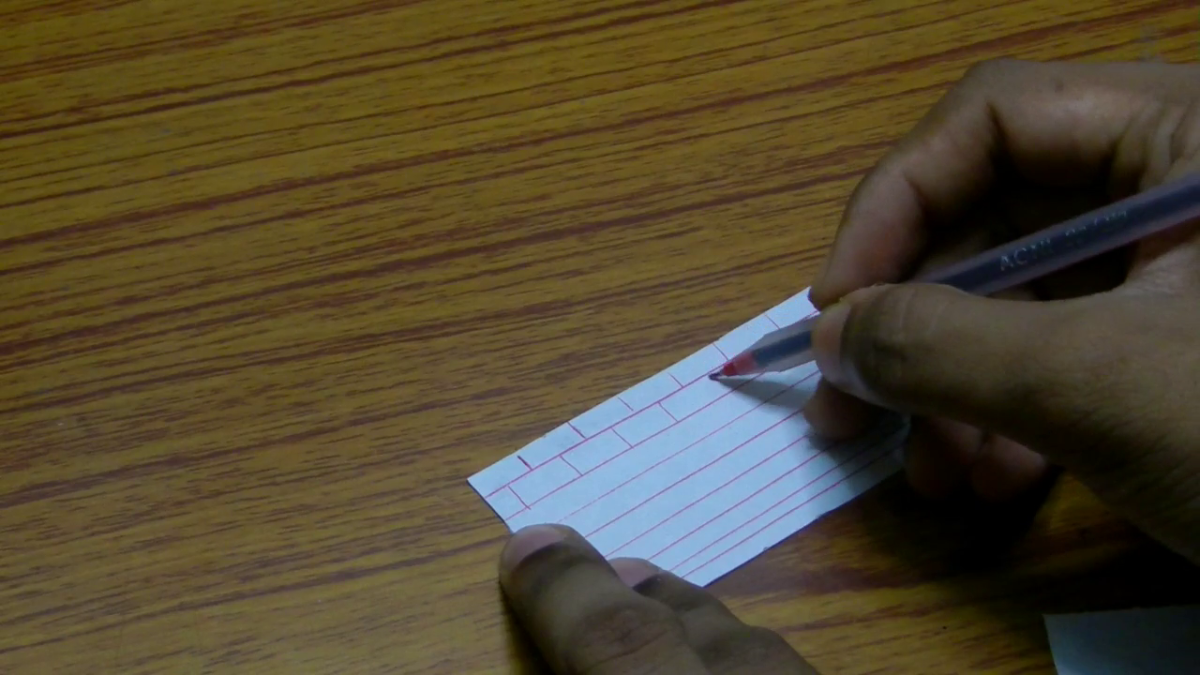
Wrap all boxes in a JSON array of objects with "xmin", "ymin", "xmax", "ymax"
[
  {"xmin": 715, "ymin": 466, "xmax": 1200, "ymax": 669},
  {"xmin": 857, "ymin": 472, "xmax": 1199, "ymax": 652},
  {"xmin": 724, "ymin": 376, "xmax": 1198, "ymax": 618}
]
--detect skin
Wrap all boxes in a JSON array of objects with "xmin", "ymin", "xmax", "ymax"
[{"xmin": 498, "ymin": 60, "xmax": 1200, "ymax": 673}]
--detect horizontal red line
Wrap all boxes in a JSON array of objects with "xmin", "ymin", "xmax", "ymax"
[
  {"xmin": 484, "ymin": 307, "xmax": 821, "ymax": 500},
  {"xmin": 674, "ymin": 442, "xmax": 892, "ymax": 578},
  {"xmin": 646, "ymin": 431, "xmax": 862, "ymax": 564},
  {"xmin": 503, "ymin": 366, "xmax": 758, "ymax": 504},
  {"xmin": 523, "ymin": 358, "xmax": 720, "ymax": 468},
  {"xmin": 586, "ymin": 408, "xmax": 808, "ymax": 539},
  {"xmin": 607, "ymin": 433, "xmax": 817, "ymax": 556},
  {"xmin": 551, "ymin": 371, "xmax": 817, "ymax": 520},
  {"xmin": 663, "ymin": 426, "xmax": 892, "ymax": 570}
]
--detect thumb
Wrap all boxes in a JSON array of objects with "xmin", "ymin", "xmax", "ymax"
[
  {"xmin": 810, "ymin": 283, "xmax": 1130, "ymax": 458},
  {"xmin": 812, "ymin": 283, "xmax": 1200, "ymax": 564}
]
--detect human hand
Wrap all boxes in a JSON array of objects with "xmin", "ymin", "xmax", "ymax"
[
  {"xmin": 803, "ymin": 60, "xmax": 1200, "ymax": 563},
  {"xmin": 499, "ymin": 524, "xmax": 819, "ymax": 674}
]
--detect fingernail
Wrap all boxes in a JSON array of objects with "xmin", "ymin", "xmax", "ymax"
[
  {"xmin": 812, "ymin": 302, "xmax": 851, "ymax": 388},
  {"xmin": 609, "ymin": 558, "xmax": 660, "ymax": 587},
  {"xmin": 501, "ymin": 524, "xmax": 568, "ymax": 573}
]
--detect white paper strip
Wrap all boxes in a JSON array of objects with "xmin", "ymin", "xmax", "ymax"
[
  {"xmin": 468, "ymin": 288, "xmax": 908, "ymax": 586},
  {"xmin": 1045, "ymin": 606, "xmax": 1200, "ymax": 675}
]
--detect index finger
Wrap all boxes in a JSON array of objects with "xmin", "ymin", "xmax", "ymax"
[{"xmin": 810, "ymin": 59, "xmax": 1191, "ymax": 308}]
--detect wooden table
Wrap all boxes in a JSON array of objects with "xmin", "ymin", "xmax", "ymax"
[{"xmin": 2, "ymin": 1, "xmax": 1197, "ymax": 673}]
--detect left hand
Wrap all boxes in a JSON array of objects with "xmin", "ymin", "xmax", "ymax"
[{"xmin": 499, "ymin": 524, "xmax": 820, "ymax": 674}]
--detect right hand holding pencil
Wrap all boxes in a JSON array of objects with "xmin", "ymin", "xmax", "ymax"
[
  {"xmin": 493, "ymin": 60, "xmax": 1199, "ymax": 675},
  {"xmin": 803, "ymin": 59, "xmax": 1200, "ymax": 564}
]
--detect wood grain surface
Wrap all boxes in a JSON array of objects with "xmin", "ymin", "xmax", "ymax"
[{"xmin": 2, "ymin": 1, "xmax": 1197, "ymax": 673}]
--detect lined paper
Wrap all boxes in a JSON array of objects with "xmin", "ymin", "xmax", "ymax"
[{"xmin": 468, "ymin": 288, "xmax": 909, "ymax": 586}]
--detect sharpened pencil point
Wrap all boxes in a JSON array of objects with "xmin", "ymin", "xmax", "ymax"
[{"xmin": 708, "ymin": 372, "xmax": 721, "ymax": 380}]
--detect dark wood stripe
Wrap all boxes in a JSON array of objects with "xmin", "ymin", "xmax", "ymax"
[
  {"xmin": 0, "ymin": 0, "xmax": 741, "ymax": 117},
  {"xmin": 0, "ymin": 0, "xmax": 1183, "ymax": 264},
  {"xmin": 0, "ymin": 152, "xmax": 873, "ymax": 372},
  {"xmin": 0, "ymin": 535, "xmax": 504, "ymax": 654},
  {"xmin": 1, "ymin": 0, "xmax": 937, "ymax": 139}
]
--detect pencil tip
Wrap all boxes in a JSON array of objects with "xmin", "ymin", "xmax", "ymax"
[{"xmin": 707, "ymin": 372, "xmax": 721, "ymax": 380}]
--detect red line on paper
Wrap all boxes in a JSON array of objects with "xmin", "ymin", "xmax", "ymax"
[
  {"xmin": 667, "ymin": 442, "xmax": 885, "ymax": 575},
  {"xmin": 519, "ymin": 370, "xmax": 782, "ymax": 509},
  {"xmin": 662, "ymin": 441, "xmax": 883, "ymax": 567},
  {"xmin": 524, "ymin": 367, "xmax": 720, "ymax": 471},
  {"xmin": 556, "ymin": 371, "xmax": 819, "ymax": 520},
  {"xmin": 490, "ymin": 304, "xmax": 824, "ymax": 492},
  {"xmin": 485, "ymin": 472, "xmax": 527, "ymax": 498},
  {"xmin": 677, "ymin": 449, "xmax": 892, "ymax": 579},
  {"xmin": 585, "ymin": 411, "xmax": 808, "ymax": 539},
  {"xmin": 641, "ymin": 445, "xmax": 848, "ymax": 563},
  {"xmin": 518, "ymin": 456, "xmax": 531, "ymax": 470},
  {"xmin": 658, "ymin": 402, "xmax": 676, "ymax": 422},
  {"xmin": 606, "ymin": 434, "xmax": 817, "ymax": 556}
]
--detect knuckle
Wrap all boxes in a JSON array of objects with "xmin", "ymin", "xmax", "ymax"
[
  {"xmin": 1017, "ymin": 308, "xmax": 1125, "ymax": 437},
  {"xmin": 697, "ymin": 625, "xmax": 796, "ymax": 669},
  {"xmin": 736, "ymin": 626, "xmax": 796, "ymax": 663},
  {"xmin": 960, "ymin": 58, "xmax": 1023, "ymax": 89},
  {"xmin": 563, "ymin": 600, "xmax": 684, "ymax": 674},
  {"xmin": 638, "ymin": 574, "xmax": 717, "ymax": 616},
  {"xmin": 849, "ymin": 285, "xmax": 946, "ymax": 397},
  {"xmin": 1130, "ymin": 98, "xmax": 1200, "ymax": 188},
  {"xmin": 1168, "ymin": 99, "xmax": 1200, "ymax": 168}
]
